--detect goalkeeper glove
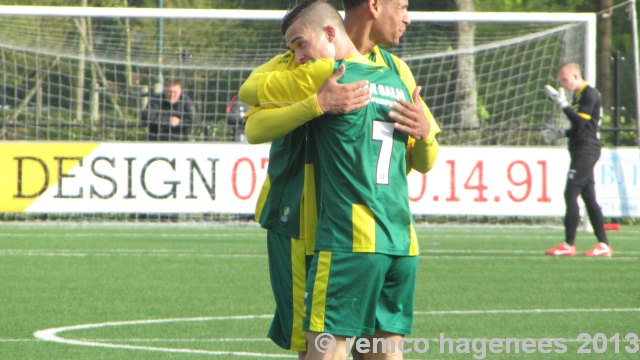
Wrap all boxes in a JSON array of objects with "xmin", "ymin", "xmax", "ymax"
[
  {"xmin": 544, "ymin": 85, "xmax": 569, "ymax": 109},
  {"xmin": 541, "ymin": 126, "xmax": 566, "ymax": 144}
]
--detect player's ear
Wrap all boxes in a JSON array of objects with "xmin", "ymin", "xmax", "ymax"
[
  {"xmin": 324, "ymin": 25, "xmax": 336, "ymax": 43},
  {"xmin": 368, "ymin": 0, "xmax": 381, "ymax": 18}
]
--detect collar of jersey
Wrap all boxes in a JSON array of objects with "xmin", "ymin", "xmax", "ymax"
[
  {"xmin": 366, "ymin": 45, "xmax": 382, "ymax": 65},
  {"xmin": 574, "ymin": 81, "xmax": 589, "ymax": 98},
  {"xmin": 341, "ymin": 53, "xmax": 377, "ymax": 66}
]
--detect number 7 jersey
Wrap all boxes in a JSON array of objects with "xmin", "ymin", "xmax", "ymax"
[{"xmin": 307, "ymin": 57, "xmax": 419, "ymax": 256}]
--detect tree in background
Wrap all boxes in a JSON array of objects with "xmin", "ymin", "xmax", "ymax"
[
  {"xmin": 454, "ymin": 0, "xmax": 479, "ymax": 141},
  {"xmin": 597, "ymin": 0, "xmax": 613, "ymax": 114}
]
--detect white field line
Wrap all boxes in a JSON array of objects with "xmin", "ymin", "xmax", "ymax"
[
  {"xmin": 0, "ymin": 232, "xmax": 260, "ymax": 238},
  {"xmin": 31, "ymin": 308, "xmax": 640, "ymax": 357},
  {"xmin": 0, "ymin": 249, "xmax": 266, "ymax": 258},
  {"xmin": 34, "ymin": 315, "xmax": 295, "ymax": 359},
  {"xmin": 10, "ymin": 337, "xmax": 636, "ymax": 345},
  {"xmin": 3, "ymin": 231, "xmax": 639, "ymax": 242},
  {"xmin": 1, "ymin": 248, "xmax": 639, "ymax": 260},
  {"xmin": 0, "ymin": 222, "xmax": 262, "ymax": 230},
  {"xmin": 413, "ymin": 308, "xmax": 640, "ymax": 316},
  {"xmin": 420, "ymin": 256, "xmax": 640, "ymax": 261},
  {"xmin": 424, "ymin": 233, "xmax": 640, "ymax": 241},
  {"xmin": 423, "ymin": 249, "xmax": 640, "ymax": 255}
]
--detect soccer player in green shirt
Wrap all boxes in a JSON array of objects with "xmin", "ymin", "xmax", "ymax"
[
  {"xmin": 239, "ymin": 1, "xmax": 439, "ymax": 358},
  {"xmin": 239, "ymin": 32, "xmax": 371, "ymax": 360},
  {"xmin": 242, "ymin": 1, "xmax": 424, "ymax": 358}
]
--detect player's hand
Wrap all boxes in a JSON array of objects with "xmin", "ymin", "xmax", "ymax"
[
  {"xmin": 389, "ymin": 86, "xmax": 430, "ymax": 140},
  {"xmin": 170, "ymin": 116, "xmax": 181, "ymax": 127},
  {"xmin": 544, "ymin": 85, "xmax": 569, "ymax": 109},
  {"xmin": 317, "ymin": 63, "xmax": 370, "ymax": 114}
]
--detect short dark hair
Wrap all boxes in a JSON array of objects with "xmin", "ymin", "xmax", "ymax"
[
  {"xmin": 282, "ymin": 0, "xmax": 323, "ymax": 35},
  {"xmin": 343, "ymin": 0, "xmax": 391, "ymax": 10},
  {"xmin": 342, "ymin": 0, "xmax": 366, "ymax": 10},
  {"xmin": 164, "ymin": 79, "xmax": 182, "ymax": 88}
]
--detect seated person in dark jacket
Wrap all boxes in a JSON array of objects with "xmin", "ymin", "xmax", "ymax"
[{"xmin": 141, "ymin": 79, "xmax": 197, "ymax": 141}]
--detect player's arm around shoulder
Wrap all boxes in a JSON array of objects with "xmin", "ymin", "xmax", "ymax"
[
  {"xmin": 242, "ymin": 59, "xmax": 370, "ymax": 144},
  {"xmin": 244, "ymin": 98, "xmax": 324, "ymax": 144},
  {"xmin": 239, "ymin": 51, "xmax": 321, "ymax": 144},
  {"xmin": 238, "ymin": 51, "xmax": 293, "ymax": 106},
  {"xmin": 256, "ymin": 58, "xmax": 335, "ymax": 105}
]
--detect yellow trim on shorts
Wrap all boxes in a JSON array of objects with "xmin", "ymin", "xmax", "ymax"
[
  {"xmin": 290, "ymin": 237, "xmax": 307, "ymax": 351},
  {"xmin": 409, "ymin": 223, "xmax": 419, "ymax": 256},
  {"xmin": 352, "ymin": 204, "xmax": 376, "ymax": 252},
  {"xmin": 308, "ymin": 251, "xmax": 331, "ymax": 332},
  {"xmin": 303, "ymin": 163, "xmax": 317, "ymax": 256},
  {"xmin": 254, "ymin": 174, "xmax": 270, "ymax": 222}
]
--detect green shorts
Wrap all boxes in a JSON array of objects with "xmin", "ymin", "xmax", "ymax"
[
  {"xmin": 303, "ymin": 250, "xmax": 418, "ymax": 337},
  {"xmin": 266, "ymin": 230, "xmax": 312, "ymax": 352}
]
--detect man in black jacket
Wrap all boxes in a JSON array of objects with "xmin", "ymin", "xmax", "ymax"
[
  {"xmin": 544, "ymin": 63, "xmax": 612, "ymax": 257},
  {"xmin": 141, "ymin": 79, "xmax": 197, "ymax": 141}
]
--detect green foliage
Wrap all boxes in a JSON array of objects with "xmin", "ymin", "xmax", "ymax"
[
  {"xmin": 0, "ymin": 0, "xmax": 71, "ymax": 5},
  {"xmin": 475, "ymin": 0, "xmax": 593, "ymax": 12},
  {"xmin": 600, "ymin": 114, "xmax": 639, "ymax": 147}
]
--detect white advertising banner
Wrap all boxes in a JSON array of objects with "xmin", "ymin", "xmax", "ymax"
[
  {"xmin": 407, "ymin": 147, "xmax": 640, "ymax": 217},
  {"xmin": 0, "ymin": 142, "xmax": 270, "ymax": 214},
  {"xmin": 1, "ymin": 143, "xmax": 638, "ymax": 217}
]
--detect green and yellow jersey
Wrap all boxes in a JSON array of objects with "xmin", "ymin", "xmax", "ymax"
[
  {"xmin": 368, "ymin": 46, "xmax": 440, "ymax": 173},
  {"xmin": 368, "ymin": 46, "xmax": 440, "ymax": 137},
  {"xmin": 313, "ymin": 58, "xmax": 418, "ymax": 255},
  {"xmin": 239, "ymin": 47, "xmax": 439, "ymax": 253},
  {"xmin": 240, "ymin": 46, "xmax": 440, "ymax": 173},
  {"xmin": 251, "ymin": 55, "xmax": 418, "ymax": 256}
]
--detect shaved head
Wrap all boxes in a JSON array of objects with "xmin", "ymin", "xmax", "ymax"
[
  {"xmin": 559, "ymin": 62, "xmax": 581, "ymax": 76},
  {"xmin": 282, "ymin": 0, "xmax": 346, "ymax": 36},
  {"xmin": 557, "ymin": 62, "xmax": 584, "ymax": 91}
]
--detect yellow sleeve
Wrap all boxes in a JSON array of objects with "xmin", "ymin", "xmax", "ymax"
[
  {"xmin": 238, "ymin": 52, "xmax": 293, "ymax": 106},
  {"xmin": 238, "ymin": 73, "xmax": 264, "ymax": 106},
  {"xmin": 244, "ymin": 95, "xmax": 324, "ymax": 144},
  {"xmin": 405, "ymin": 98, "xmax": 440, "ymax": 173},
  {"xmin": 240, "ymin": 56, "xmax": 332, "ymax": 143},
  {"xmin": 257, "ymin": 59, "xmax": 335, "ymax": 106},
  {"xmin": 406, "ymin": 137, "xmax": 439, "ymax": 174}
]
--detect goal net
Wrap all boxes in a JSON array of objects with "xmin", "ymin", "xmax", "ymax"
[
  {"xmin": 403, "ymin": 12, "xmax": 595, "ymax": 146},
  {"xmin": 0, "ymin": 6, "xmax": 597, "ymax": 224}
]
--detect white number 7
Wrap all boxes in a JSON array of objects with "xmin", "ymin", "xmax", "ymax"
[{"xmin": 372, "ymin": 120, "xmax": 395, "ymax": 185}]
